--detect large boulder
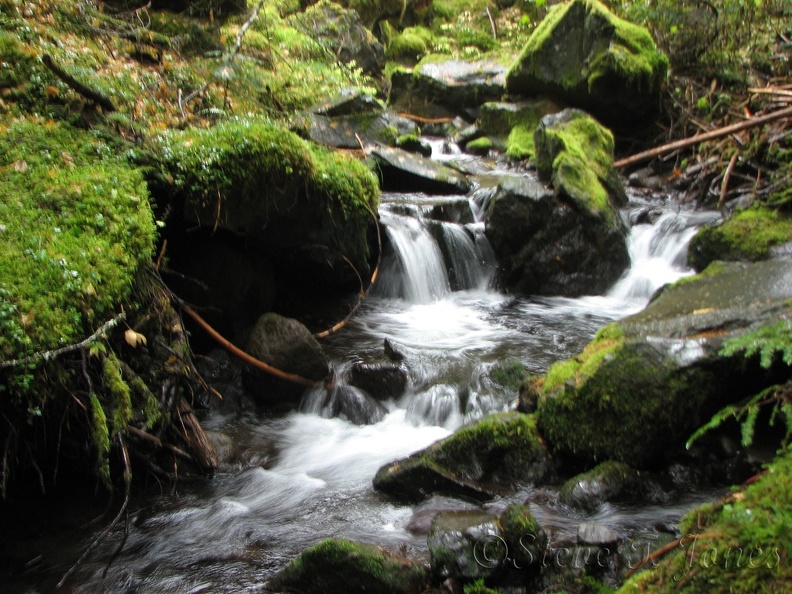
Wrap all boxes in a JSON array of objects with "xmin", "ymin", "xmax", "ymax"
[
  {"xmin": 268, "ymin": 538, "xmax": 430, "ymax": 594},
  {"xmin": 485, "ymin": 174, "xmax": 629, "ymax": 296},
  {"xmin": 242, "ymin": 313, "xmax": 329, "ymax": 405},
  {"xmin": 373, "ymin": 412, "xmax": 555, "ymax": 502},
  {"xmin": 154, "ymin": 118, "xmax": 379, "ymax": 292},
  {"xmin": 536, "ymin": 259, "xmax": 792, "ymax": 467},
  {"xmin": 505, "ymin": 0, "xmax": 668, "ymax": 129}
]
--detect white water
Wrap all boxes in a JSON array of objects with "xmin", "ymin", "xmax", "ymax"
[{"xmin": 38, "ymin": 178, "xmax": 712, "ymax": 592}]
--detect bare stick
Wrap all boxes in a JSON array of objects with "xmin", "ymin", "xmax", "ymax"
[
  {"xmin": 718, "ymin": 150, "xmax": 741, "ymax": 209},
  {"xmin": 615, "ymin": 106, "xmax": 792, "ymax": 169},
  {"xmin": 1, "ymin": 313, "xmax": 125, "ymax": 369}
]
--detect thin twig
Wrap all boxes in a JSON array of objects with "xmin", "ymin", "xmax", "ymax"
[
  {"xmin": 718, "ymin": 150, "xmax": 741, "ymax": 209},
  {"xmin": 1, "ymin": 313, "xmax": 126, "ymax": 369}
]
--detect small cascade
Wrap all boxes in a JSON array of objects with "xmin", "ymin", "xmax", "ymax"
[
  {"xmin": 436, "ymin": 222, "xmax": 490, "ymax": 290},
  {"xmin": 378, "ymin": 209, "xmax": 451, "ymax": 303},
  {"xmin": 608, "ymin": 210, "xmax": 706, "ymax": 302}
]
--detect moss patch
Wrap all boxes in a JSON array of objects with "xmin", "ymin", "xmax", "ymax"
[
  {"xmin": 621, "ymin": 450, "xmax": 792, "ymax": 592},
  {"xmin": 534, "ymin": 110, "xmax": 626, "ymax": 224},
  {"xmin": 269, "ymin": 538, "xmax": 429, "ymax": 594},
  {"xmin": 0, "ymin": 118, "xmax": 155, "ymax": 363},
  {"xmin": 688, "ymin": 205, "xmax": 792, "ymax": 272}
]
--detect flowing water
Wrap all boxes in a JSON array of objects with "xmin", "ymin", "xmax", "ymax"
[{"xmin": 7, "ymin": 154, "xmax": 722, "ymax": 593}]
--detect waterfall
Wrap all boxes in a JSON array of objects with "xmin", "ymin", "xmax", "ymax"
[{"xmin": 608, "ymin": 210, "xmax": 712, "ymax": 302}]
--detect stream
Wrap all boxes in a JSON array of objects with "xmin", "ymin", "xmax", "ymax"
[{"xmin": 6, "ymin": 150, "xmax": 724, "ymax": 593}]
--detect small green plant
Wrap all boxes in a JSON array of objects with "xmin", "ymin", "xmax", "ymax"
[{"xmin": 687, "ymin": 318, "xmax": 792, "ymax": 450}]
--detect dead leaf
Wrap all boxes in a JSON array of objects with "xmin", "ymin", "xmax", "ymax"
[
  {"xmin": 13, "ymin": 160, "xmax": 28, "ymax": 172},
  {"xmin": 124, "ymin": 328, "xmax": 147, "ymax": 348},
  {"xmin": 693, "ymin": 307, "xmax": 715, "ymax": 315}
]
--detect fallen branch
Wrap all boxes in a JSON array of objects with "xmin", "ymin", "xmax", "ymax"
[
  {"xmin": 397, "ymin": 112, "xmax": 454, "ymax": 124},
  {"xmin": 626, "ymin": 532, "xmax": 724, "ymax": 578},
  {"xmin": 718, "ymin": 150, "xmax": 741, "ymax": 209},
  {"xmin": 126, "ymin": 425, "xmax": 193, "ymax": 461},
  {"xmin": 0, "ymin": 313, "xmax": 125, "ymax": 369},
  {"xmin": 178, "ymin": 301, "xmax": 319, "ymax": 388},
  {"xmin": 615, "ymin": 106, "xmax": 792, "ymax": 169},
  {"xmin": 42, "ymin": 54, "xmax": 116, "ymax": 112}
]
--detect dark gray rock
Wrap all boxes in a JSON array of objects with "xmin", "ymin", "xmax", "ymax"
[
  {"xmin": 485, "ymin": 174, "xmax": 629, "ymax": 296},
  {"xmin": 242, "ymin": 313, "xmax": 329, "ymax": 405},
  {"xmin": 371, "ymin": 146, "xmax": 472, "ymax": 195},
  {"xmin": 302, "ymin": 383, "xmax": 388, "ymax": 425},
  {"xmin": 348, "ymin": 362, "xmax": 409, "ymax": 401}
]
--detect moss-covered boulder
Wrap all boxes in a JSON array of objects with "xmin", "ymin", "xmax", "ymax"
[
  {"xmin": 534, "ymin": 109, "xmax": 628, "ymax": 217},
  {"xmin": 687, "ymin": 204, "xmax": 792, "ymax": 272},
  {"xmin": 536, "ymin": 259, "xmax": 792, "ymax": 467},
  {"xmin": 268, "ymin": 538, "xmax": 430, "ymax": 594},
  {"xmin": 485, "ymin": 174, "xmax": 629, "ymax": 296},
  {"xmin": 0, "ymin": 119, "xmax": 155, "ymax": 363},
  {"xmin": 154, "ymin": 118, "xmax": 379, "ymax": 291},
  {"xmin": 619, "ymin": 450, "xmax": 792, "ymax": 592},
  {"xmin": 505, "ymin": 0, "xmax": 668, "ymax": 128},
  {"xmin": 373, "ymin": 412, "xmax": 555, "ymax": 502}
]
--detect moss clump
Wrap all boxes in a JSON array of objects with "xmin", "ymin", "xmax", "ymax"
[
  {"xmin": 621, "ymin": 450, "xmax": 792, "ymax": 592},
  {"xmin": 506, "ymin": 125, "xmax": 536, "ymax": 160},
  {"xmin": 534, "ymin": 110, "xmax": 626, "ymax": 224},
  {"xmin": 0, "ymin": 119, "xmax": 155, "ymax": 364},
  {"xmin": 269, "ymin": 538, "xmax": 429, "ymax": 594},
  {"xmin": 537, "ymin": 324, "xmax": 719, "ymax": 465},
  {"xmin": 688, "ymin": 205, "xmax": 792, "ymax": 272},
  {"xmin": 541, "ymin": 323, "xmax": 623, "ymax": 393},
  {"xmin": 386, "ymin": 26, "xmax": 433, "ymax": 61},
  {"xmin": 559, "ymin": 460, "xmax": 639, "ymax": 510},
  {"xmin": 465, "ymin": 136, "xmax": 494, "ymax": 155}
]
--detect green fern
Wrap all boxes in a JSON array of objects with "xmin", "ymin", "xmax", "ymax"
[{"xmin": 687, "ymin": 318, "xmax": 792, "ymax": 450}]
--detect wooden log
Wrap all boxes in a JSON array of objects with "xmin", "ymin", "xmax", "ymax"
[{"xmin": 615, "ymin": 106, "xmax": 792, "ymax": 169}]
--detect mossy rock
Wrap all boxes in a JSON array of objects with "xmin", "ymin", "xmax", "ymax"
[
  {"xmin": 537, "ymin": 260, "xmax": 792, "ymax": 467},
  {"xmin": 268, "ymin": 538, "xmax": 430, "ymax": 594},
  {"xmin": 154, "ymin": 117, "xmax": 379, "ymax": 287},
  {"xmin": 620, "ymin": 450, "xmax": 792, "ymax": 592},
  {"xmin": 506, "ymin": 0, "xmax": 668, "ymax": 128},
  {"xmin": 0, "ymin": 119, "xmax": 155, "ymax": 364},
  {"xmin": 559, "ymin": 460, "xmax": 642, "ymax": 511},
  {"xmin": 373, "ymin": 412, "xmax": 555, "ymax": 502},
  {"xmin": 477, "ymin": 100, "xmax": 561, "ymax": 161},
  {"xmin": 386, "ymin": 26, "xmax": 434, "ymax": 62},
  {"xmin": 533, "ymin": 109, "xmax": 627, "ymax": 223},
  {"xmin": 687, "ymin": 205, "xmax": 792, "ymax": 272}
]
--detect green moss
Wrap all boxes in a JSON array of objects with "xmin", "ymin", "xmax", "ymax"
[
  {"xmin": 506, "ymin": 125, "xmax": 536, "ymax": 160},
  {"xmin": 0, "ymin": 119, "xmax": 156, "ymax": 364},
  {"xmin": 621, "ymin": 450, "xmax": 792, "ymax": 592},
  {"xmin": 434, "ymin": 411, "xmax": 545, "ymax": 460},
  {"xmin": 534, "ymin": 111, "xmax": 624, "ymax": 223},
  {"xmin": 103, "ymin": 354, "xmax": 132, "ymax": 435},
  {"xmin": 89, "ymin": 391, "xmax": 111, "ymax": 488},
  {"xmin": 387, "ymin": 26, "xmax": 433, "ymax": 61},
  {"xmin": 559, "ymin": 460, "xmax": 636, "ymax": 507},
  {"xmin": 537, "ymin": 326, "xmax": 718, "ymax": 465},
  {"xmin": 688, "ymin": 205, "xmax": 792, "ymax": 272},
  {"xmin": 671, "ymin": 261, "xmax": 727, "ymax": 288},
  {"xmin": 269, "ymin": 538, "xmax": 428, "ymax": 594},
  {"xmin": 542, "ymin": 323, "xmax": 623, "ymax": 393},
  {"xmin": 465, "ymin": 136, "xmax": 494, "ymax": 155}
]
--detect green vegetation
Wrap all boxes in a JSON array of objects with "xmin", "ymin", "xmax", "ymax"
[
  {"xmin": 688, "ymin": 206, "xmax": 792, "ymax": 272},
  {"xmin": 268, "ymin": 538, "xmax": 429, "ymax": 594},
  {"xmin": 541, "ymin": 323, "xmax": 623, "ymax": 393},
  {"xmin": 620, "ymin": 450, "xmax": 792, "ymax": 592}
]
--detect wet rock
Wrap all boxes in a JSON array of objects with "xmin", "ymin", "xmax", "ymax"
[
  {"xmin": 505, "ymin": 0, "xmax": 668, "ymax": 129},
  {"xmin": 577, "ymin": 521, "xmax": 619, "ymax": 547},
  {"xmin": 485, "ymin": 174, "xmax": 629, "ymax": 296},
  {"xmin": 268, "ymin": 538, "xmax": 429, "ymax": 594},
  {"xmin": 477, "ymin": 99, "xmax": 561, "ymax": 160},
  {"xmin": 302, "ymin": 383, "xmax": 388, "ymax": 425},
  {"xmin": 395, "ymin": 134, "xmax": 433, "ymax": 157},
  {"xmin": 384, "ymin": 338, "xmax": 406, "ymax": 362},
  {"xmin": 299, "ymin": 108, "xmax": 417, "ymax": 149},
  {"xmin": 242, "ymin": 313, "xmax": 329, "ymax": 406},
  {"xmin": 373, "ymin": 412, "xmax": 555, "ymax": 503},
  {"xmin": 349, "ymin": 362, "xmax": 409, "ymax": 401},
  {"xmin": 371, "ymin": 146, "xmax": 472, "ymax": 195},
  {"xmin": 559, "ymin": 461, "xmax": 642, "ymax": 512},
  {"xmin": 428, "ymin": 504, "xmax": 547, "ymax": 581},
  {"xmin": 537, "ymin": 259, "xmax": 792, "ymax": 466}
]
